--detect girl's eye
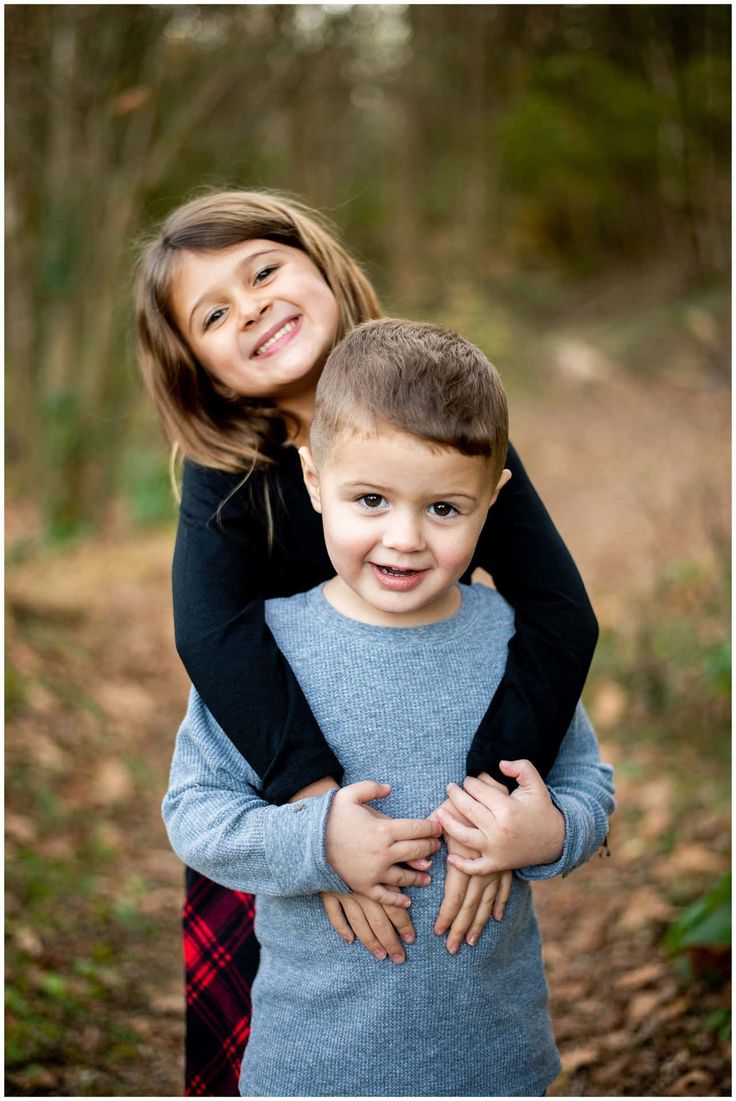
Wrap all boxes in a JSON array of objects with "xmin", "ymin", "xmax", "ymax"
[
  {"xmin": 254, "ymin": 264, "xmax": 277, "ymax": 284},
  {"xmin": 357, "ymin": 494, "xmax": 388, "ymax": 511},
  {"xmin": 428, "ymin": 501, "xmax": 458, "ymax": 518},
  {"xmin": 203, "ymin": 307, "xmax": 227, "ymax": 331}
]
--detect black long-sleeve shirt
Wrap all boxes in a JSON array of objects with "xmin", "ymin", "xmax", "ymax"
[{"xmin": 172, "ymin": 442, "xmax": 598, "ymax": 804}]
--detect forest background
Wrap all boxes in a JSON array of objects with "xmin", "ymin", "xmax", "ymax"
[{"xmin": 5, "ymin": 4, "xmax": 731, "ymax": 1097}]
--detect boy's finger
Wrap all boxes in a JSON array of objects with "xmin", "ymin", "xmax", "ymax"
[
  {"xmin": 435, "ymin": 808, "xmax": 480, "ymax": 849},
  {"xmin": 446, "ymin": 851, "xmax": 497, "ymax": 876},
  {"xmin": 384, "ymin": 866, "xmax": 431, "ymax": 889},
  {"xmin": 390, "ymin": 836, "xmax": 440, "ymax": 863},
  {"xmin": 365, "ymin": 884, "xmax": 411, "ymax": 908},
  {"xmin": 389, "ymin": 817, "xmax": 444, "ymax": 841},
  {"xmin": 445, "ymin": 782, "xmax": 494, "ymax": 826},
  {"xmin": 461, "ymin": 776, "xmax": 509, "ymax": 815},
  {"xmin": 499, "ymin": 758, "xmax": 544, "ymax": 792},
  {"xmin": 477, "ymin": 772, "xmax": 510, "ymax": 794},
  {"xmin": 446, "ymin": 884, "xmax": 484, "ymax": 952},
  {"xmin": 363, "ymin": 906, "xmax": 406, "ymax": 963}
]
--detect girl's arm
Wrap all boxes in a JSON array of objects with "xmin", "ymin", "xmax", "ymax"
[
  {"xmin": 468, "ymin": 442, "xmax": 599, "ymax": 785},
  {"xmin": 173, "ymin": 458, "xmax": 342, "ymax": 805}
]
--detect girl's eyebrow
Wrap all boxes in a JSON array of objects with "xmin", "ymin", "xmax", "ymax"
[{"xmin": 188, "ymin": 249, "xmax": 283, "ymax": 328}]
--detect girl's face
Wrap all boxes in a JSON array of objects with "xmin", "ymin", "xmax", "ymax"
[{"xmin": 171, "ymin": 239, "xmax": 340, "ymax": 405}]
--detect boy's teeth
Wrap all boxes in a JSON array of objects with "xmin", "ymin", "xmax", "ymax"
[
  {"xmin": 256, "ymin": 319, "xmax": 297, "ymax": 355},
  {"xmin": 380, "ymin": 566, "xmax": 414, "ymax": 576}
]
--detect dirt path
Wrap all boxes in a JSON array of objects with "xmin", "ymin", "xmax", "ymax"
[{"xmin": 6, "ymin": 372, "xmax": 730, "ymax": 1096}]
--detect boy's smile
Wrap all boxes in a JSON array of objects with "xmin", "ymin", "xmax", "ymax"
[{"xmin": 301, "ymin": 422, "xmax": 510, "ymax": 627}]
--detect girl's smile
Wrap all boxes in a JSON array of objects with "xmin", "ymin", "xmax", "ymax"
[{"xmin": 171, "ymin": 239, "xmax": 340, "ymax": 408}]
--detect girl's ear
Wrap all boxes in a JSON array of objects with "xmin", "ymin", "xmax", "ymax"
[
  {"xmin": 299, "ymin": 446, "xmax": 322, "ymax": 512},
  {"xmin": 488, "ymin": 467, "xmax": 512, "ymax": 509}
]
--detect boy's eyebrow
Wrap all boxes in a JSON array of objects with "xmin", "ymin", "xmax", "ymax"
[
  {"xmin": 343, "ymin": 481, "xmax": 480, "ymax": 501},
  {"xmin": 188, "ymin": 249, "xmax": 282, "ymax": 328}
]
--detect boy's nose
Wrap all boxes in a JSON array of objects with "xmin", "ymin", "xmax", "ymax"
[{"xmin": 382, "ymin": 513, "xmax": 425, "ymax": 553}]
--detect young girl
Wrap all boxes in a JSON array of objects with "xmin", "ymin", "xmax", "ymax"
[{"xmin": 136, "ymin": 190, "xmax": 598, "ymax": 1097}]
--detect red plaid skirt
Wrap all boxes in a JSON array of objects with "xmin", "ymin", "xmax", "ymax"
[{"xmin": 183, "ymin": 868, "xmax": 260, "ymax": 1096}]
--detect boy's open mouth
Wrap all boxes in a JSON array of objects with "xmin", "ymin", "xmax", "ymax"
[
  {"xmin": 370, "ymin": 562, "xmax": 428, "ymax": 591},
  {"xmin": 376, "ymin": 565, "xmax": 417, "ymax": 576}
]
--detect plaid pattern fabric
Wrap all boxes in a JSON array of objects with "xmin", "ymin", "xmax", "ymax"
[{"xmin": 183, "ymin": 868, "xmax": 260, "ymax": 1097}]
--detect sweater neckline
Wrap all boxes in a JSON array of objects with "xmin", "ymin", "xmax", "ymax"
[{"xmin": 305, "ymin": 582, "xmax": 489, "ymax": 645}]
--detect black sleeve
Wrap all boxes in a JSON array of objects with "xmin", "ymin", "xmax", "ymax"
[
  {"xmin": 467, "ymin": 442, "xmax": 599, "ymax": 787},
  {"xmin": 172, "ymin": 459, "xmax": 343, "ymax": 804}
]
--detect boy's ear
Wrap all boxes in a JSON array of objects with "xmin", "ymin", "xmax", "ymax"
[
  {"xmin": 488, "ymin": 468, "xmax": 512, "ymax": 509},
  {"xmin": 298, "ymin": 446, "xmax": 322, "ymax": 513}
]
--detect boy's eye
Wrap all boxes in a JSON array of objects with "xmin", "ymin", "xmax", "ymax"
[
  {"xmin": 427, "ymin": 501, "xmax": 458, "ymax": 518},
  {"xmin": 357, "ymin": 494, "xmax": 388, "ymax": 510},
  {"xmin": 203, "ymin": 307, "xmax": 227, "ymax": 331}
]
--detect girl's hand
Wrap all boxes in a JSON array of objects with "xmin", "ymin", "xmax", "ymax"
[
  {"xmin": 431, "ymin": 797, "xmax": 512, "ymax": 954},
  {"xmin": 325, "ymin": 781, "xmax": 442, "ymax": 907},
  {"xmin": 320, "ymin": 891, "xmax": 415, "ymax": 964},
  {"xmin": 437, "ymin": 763, "xmax": 566, "ymax": 875}
]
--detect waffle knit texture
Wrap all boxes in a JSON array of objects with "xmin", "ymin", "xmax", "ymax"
[{"xmin": 164, "ymin": 583, "xmax": 615, "ymax": 1097}]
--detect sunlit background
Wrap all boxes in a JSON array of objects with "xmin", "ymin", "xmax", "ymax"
[{"xmin": 6, "ymin": 5, "xmax": 730, "ymax": 1096}]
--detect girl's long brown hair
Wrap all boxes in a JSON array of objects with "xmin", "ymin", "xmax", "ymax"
[{"xmin": 135, "ymin": 189, "xmax": 381, "ymax": 474}]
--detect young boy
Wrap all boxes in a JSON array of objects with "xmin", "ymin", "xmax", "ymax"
[{"xmin": 163, "ymin": 319, "xmax": 615, "ymax": 1097}]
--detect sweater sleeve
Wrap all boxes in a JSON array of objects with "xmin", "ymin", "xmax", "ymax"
[
  {"xmin": 173, "ymin": 459, "xmax": 343, "ymax": 804},
  {"xmin": 467, "ymin": 443, "xmax": 599, "ymax": 786},
  {"xmin": 162, "ymin": 688, "xmax": 349, "ymax": 896},
  {"xmin": 515, "ymin": 702, "xmax": 615, "ymax": 881}
]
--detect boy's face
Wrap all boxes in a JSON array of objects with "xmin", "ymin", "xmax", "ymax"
[{"xmin": 301, "ymin": 421, "xmax": 510, "ymax": 627}]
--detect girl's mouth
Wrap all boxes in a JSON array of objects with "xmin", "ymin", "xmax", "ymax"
[
  {"xmin": 370, "ymin": 563, "xmax": 428, "ymax": 591},
  {"xmin": 253, "ymin": 316, "xmax": 301, "ymax": 357}
]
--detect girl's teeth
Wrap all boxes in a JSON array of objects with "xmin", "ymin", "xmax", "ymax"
[{"xmin": 256, "ymin": 319, "xmax": 297, "ymax": 355}]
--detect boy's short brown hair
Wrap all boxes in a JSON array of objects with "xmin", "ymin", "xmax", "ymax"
[{"xmin": 310, "ymin": 319, "xmax": 509, "ymax": 485}]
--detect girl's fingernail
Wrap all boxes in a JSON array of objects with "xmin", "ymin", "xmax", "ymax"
[
  {"xmin": 374, "ymin": 949, "xmax": 387, "ymax": 960},
  {"xmin": 467, "ymin": 933, "xmax": 478, "ymax": 946},
  {"xmin": 434, "ymin": 925, "xmax": 446, "ymax": 937},
  {"xmin": 402, "ymin": 932, "xmax": 415, "ymax": 944},
  {"xmin": 391, "ymin": 954, "xmax": 405, "ymax": 965},
  {"xmin": 447, "ymin": 941, "xmax": 459, "ymax": 955}
]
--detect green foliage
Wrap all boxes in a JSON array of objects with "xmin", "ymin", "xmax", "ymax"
[{"xmin": 665, "ymin": 873, "xmax": 731, "ymax": 955}]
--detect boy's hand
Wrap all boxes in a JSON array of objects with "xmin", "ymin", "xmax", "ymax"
[
  {"xmin": 321, "ymin": 891, "xmax": 415, "ymax": 964},
  {"xmin": 436, "ymin": 762, "xmax": 566, "ymax": 875},
  {"xmin": 325, "ymin": 781, "xmax": 442, "ymax": 907},
  {"xmin": 432, "ymin": 798, "xmax": 512, "ymax": 953}
]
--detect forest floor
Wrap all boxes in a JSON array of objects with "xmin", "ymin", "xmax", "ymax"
[{"xmin": 5, "ymin": 361, "xmax": 731, "ymax": 1097}]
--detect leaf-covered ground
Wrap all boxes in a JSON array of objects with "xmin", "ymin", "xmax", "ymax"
[{"xmin": 6, "ymin": 369, "xmax": 730, "ymax": 1096}]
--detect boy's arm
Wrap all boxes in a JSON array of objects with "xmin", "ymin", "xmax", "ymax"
[
  {"xmin": 515, "ymin": 703, "xmax": 615, "ymax": 881},
  {"xmin": 163, "ymin": 688, "xmax": 348, "ymax": 897},
  {"xmin": 164, "ymin": 689, "xmax": 441, "ymax": 901},
  {"xmin": 437, "ymin": 703, "xmax": 615, "ymax": 879}
]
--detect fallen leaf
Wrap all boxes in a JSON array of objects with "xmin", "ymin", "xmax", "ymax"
[
  {"xmin": 94, "ymin": 759, "xmax": 135, "ymax": 804},
  {"xmin": 627, "ymin": 988, "xmax": 665, "ymax": 1026},
  {"xmin": 618, "ymin": 886, "xmax": 674, "ymax": 932},
  {"xmin": 614, "ymin": 962, "xmax": 668, "ymax": 990},
  {"xmin": 561, "ymin": 1045, "xmax": 599, "ymax": 1073},
  {"xmin": 666, "ymin": 1069, "xmax": 715, "ymax": 1095}
]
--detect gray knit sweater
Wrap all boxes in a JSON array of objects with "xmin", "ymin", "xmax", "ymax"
[{"xmin": 164, "ymin": 583, "xmax": 615, "ymax": 1097}]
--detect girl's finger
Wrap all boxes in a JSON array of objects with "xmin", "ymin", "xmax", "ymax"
[
  {"xmin": 463, "ymin": 774, "xmax": 513, "ymax": 812},
  {"xmin": 433, "ymin": 865, "xmax": 469, "ymax": 935},
  {"xmin": 340, "ymin": 897, "xmax": 388, "ymax": 960},
  {"xmin": 384, "ymin": 905, "xmax": 416, "ymax": 945},
  {"xmin": 362, "ymin": 903, "xmax": 406, "ymax": 963},
  {"xmin": 446, "ymin": 880, "xmax": 485, "ymax": 953},
  {"xmin": 321, "ymin": 894, "xmax": 355, "ymax": 944},
  {"xmin": 384, "ymin": 866, "xmax": 432, "ymax": 889},
  {"xmin": 477, "ymin": 771, "xmax": 511, "ymax": 794},
  {"xmin": 466, "ymin": 892, "xmax": 495, "ymax": 946},
  {"xmin": 388, "ymin": 817, "xmax": 443, "ymax": 842},
  {"xmin": 364, "ymin": 883, "xmax": 411, "ymax": 908},
  {"xmin": 493, "ymin": 869, "xmax": 514, "ymax": 921}
]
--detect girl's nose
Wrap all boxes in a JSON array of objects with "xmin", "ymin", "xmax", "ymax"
[{"xmin": 237, "ymin": 294, "xmax": 269, "ymax": 328}]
